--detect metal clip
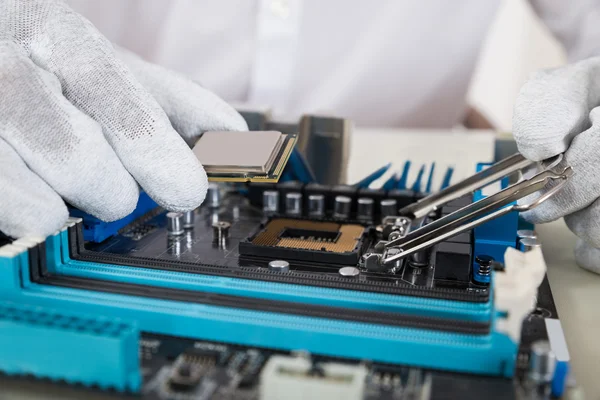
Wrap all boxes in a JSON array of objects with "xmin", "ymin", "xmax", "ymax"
[
  {"xmin": 398, "ymin": 153, "xmax": 535, "ymax": 220},
  {"xmin": 378, "ymin": 154, "xmax": 572, "ymax": 266}
]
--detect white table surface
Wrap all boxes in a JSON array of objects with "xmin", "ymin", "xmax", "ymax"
[{"xmin": 348, "ymin": 127, "xmax": 600, "ymax": 399}]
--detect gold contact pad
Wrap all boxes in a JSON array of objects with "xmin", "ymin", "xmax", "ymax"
[{"xmin": 251, "ymin": 219, "xmax": 364, "ymax": 253}]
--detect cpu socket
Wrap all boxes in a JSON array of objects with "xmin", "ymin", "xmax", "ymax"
[{"xmin": 239, "ymin": 218, "xmax": 369, "ymax": 265}]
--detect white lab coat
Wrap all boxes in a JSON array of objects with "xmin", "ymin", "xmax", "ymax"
[{"xmin": 68, "ymin": 0, "xmax": 600, "ymax": 127}]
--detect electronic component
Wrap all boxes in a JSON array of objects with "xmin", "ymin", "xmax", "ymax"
[
  {"xmin": 380, "ymin": 198, "xmax": 398, "ymax": 218},
  {"xmin": 268, "ymin": 260, "xmax": 290, "ymax": 272},
  {"xmin": 528, "ymin": 341, "xmax": 557, "ymax": 384},
  {"xmin": 308, "ymin": 194, "xmax": 325, "ymax": 218},
  {"xmin": 333, "ymin": 195, "xmax": 351, "ymax": 219},
  {"xmin": 356, "ymin": 197, "xmax": 374, "ymax": 221},
  {"xmin": 263, "ymin": 190, "xmax": 279, "ymax": 214},
  {"xmin": 473, "ymin": 255, "xmax": 493, "ymax": 284},
  {"xmin": 339, "ymin": 266, "xmax": 360, "ymax": 277},
  {"xmin": 0, "ymin": 113, "xmax": 574, "ymax": 400},
  {"xmin": 192, "ymin": 130, "xmax": 297, "ymax": 183},
  {"xmin": 240, "ymin": 218, "xmax": 368, "ymax": 264},
  {"xmin": 166, "ymin": 348, "xmax": 222, "ymax": 393},
  {"xmin": 212, "ymin": 221, "xmax": 230, "ymax": 245},
  {"xmin": 285, "ymin": 192, "xmax": 303, "ymax": 216},
  {"xmin": 166, "ymin": 212, "xmax": 184, "ymax": 236},
  {"xmin": 206, "ymin": 183, "xmax": 221, "ymax": 208},
  {"xmin": 182, "ymin": 210, "xmax": 195, "ymax": 229},
  {"xmin": 259, "ymin": 355, "xmax": 367, "ymax": 400}
]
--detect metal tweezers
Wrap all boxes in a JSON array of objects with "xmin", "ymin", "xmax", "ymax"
[{"xmin": 377, "ymin": 153, "xmax": 573, "ymax": 266}]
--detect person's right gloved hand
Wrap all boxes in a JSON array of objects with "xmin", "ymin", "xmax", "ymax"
[
  {"xmin": 513, "ymin": 56, "xmax": 600, "ymax": 274},
  {"xmin": 0, "ymin": 0, "xmax": 248, "ymax": 239}
]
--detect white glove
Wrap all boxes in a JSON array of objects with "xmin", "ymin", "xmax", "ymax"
[
  {"xmin": 513, "ymin": 56, "xmax": 600, "ymax": 273},
  {"xmin": 0, "ymin": 0, "xmax": 247, "ymax": 239}
]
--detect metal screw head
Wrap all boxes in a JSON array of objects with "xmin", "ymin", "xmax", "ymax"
[
  {"xmin": 212, "ymin": 221, "xmax": 231, "ymax": 243},
  {"xmin": 388, "ymin": 230, "xmax": 401, "ymax": 241},
  {"xmin": 475, "ymin": 255, "xmax": 494, "ymax": 275},
  {"xmin": 475, "ymin": 255, "xmax": 494, "ymax": 266},
  {"xmin": 339, "ymin": 266, "xmax": 360, "ymax": 277},
  {"xmin": 268, "ymin": 260, "xmax": 290, "ymax": 272}
]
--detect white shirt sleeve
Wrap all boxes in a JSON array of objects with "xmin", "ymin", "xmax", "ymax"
[{"xmin": 528, "ymin": 0, "xmax": 600, "ymax": 61}]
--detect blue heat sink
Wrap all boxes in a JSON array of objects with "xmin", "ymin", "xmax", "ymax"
[
  {"xmin": 472, "ymin": 162, "xmax": 519, "ymax": 268},
  {"xmin": 0, "ymin": 233, "xmax": 519, "ymax": 384},
  {"xmin": 0, "ymin": 300, "xmax": 140, "ymax": 392}
]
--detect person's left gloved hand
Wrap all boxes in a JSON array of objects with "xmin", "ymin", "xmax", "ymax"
[{"xmin": 513, "ymin": 56, "xmax": 600, "ymax": 274}]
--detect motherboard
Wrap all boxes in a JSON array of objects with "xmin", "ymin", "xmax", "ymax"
[
  {"xmin": 0, "ymin": 179, "xmax": 569, "ymax": 400},
  {"xmin": 0, "ymin": 115, "xmax": 571, "ymax": 400}
]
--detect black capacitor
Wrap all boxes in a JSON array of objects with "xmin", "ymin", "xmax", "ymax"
[
  {"xmin": 277, "ymin": 181, "xmax": 305, "ymax": 212},
  {"xmin": 308, "ymin": 194, "xmax": 325, "ymax": 217},
  {"xmin": 357, "ymin": 197, "xmax": 374, "ymax": 221},
  {"xmin": 303, "ymin": 183, "xmax": 330, "ymax": 216},
  {"xmin": 330, "ymin": 185, "xmax": 358, "ymax": 214},
  {"xmin": 387, "ymin": 189, "xmax": 417, "ymax": 209},
  {"xmin": 285, "ymin": 192, "xmax": 303, "ymax": 216},
  {"xmin": 357, "ymin": 188, "xmax": 386, "ymax": 217},
  {"xmin": 262, "ymin": 190, "xmax": 279, "ymax": 214},
  {"xmin": 380, "ymin": 198, "xmax": 398, "ymax": 218},
  {"xmin": 333, "ymin": 195, "xmax": 352, "ymax": 219}
]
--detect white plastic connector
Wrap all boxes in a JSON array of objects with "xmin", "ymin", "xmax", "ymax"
[
  {"xmin": 65, "ymin": 217, "xmax": 82, "ymax": 228},
  {"xmin": 495, "ymin": 247, "xmax": 547, "ymax": 343},
  {"xmin": 0, "ymin": 244, "xmax": 23, "ymax": 258},
  {"xmin": 11, "ymin": 236, "xmax": 46, "ymax": 250},
  {"xmin": 259, "ymin": 355, "xmax": 367, "ymax": 400}
]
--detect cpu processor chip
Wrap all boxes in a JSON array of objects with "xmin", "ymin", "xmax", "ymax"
[
  {"xmin": 192, "ymin": 130, "xmax": 297, "ymax": 183},
  {"xmin": 239, "ymin": 218, "xmax": 369, "ymax": 265}
]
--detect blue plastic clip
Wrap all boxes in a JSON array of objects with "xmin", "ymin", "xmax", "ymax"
[
  {"xmin": 353, "ymin": 163, "xmax": 392, "ymax": 188},
  {"xmin": 410, "ymin": 164, "xmax": 425, "ymax": 192},
  {"xmin": 397, "ymin": 161, "xmax": 411, "ymax": 190},
  {"xmin": 69, "ymin": 192, "xmax": 158, "ymax": 243},
  {"xmin": 425, "ymin": 162, "xmax": 435, "ymax": 193}
]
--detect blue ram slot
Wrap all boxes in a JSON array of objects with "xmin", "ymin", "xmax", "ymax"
[
  {"xmin": 48, "ymin": 227, "xmax": 491, "ymax": 323},
  {"xmin": 0, "ymin": 242, "xmax": 518, "ymax": 377},
  {"xmin": 69, "ymin": 192, "xmax": 158, "ymax": 243},
  {"xmin": 0, "ymin": 300, "xmax": 140, "ymax": 392}
]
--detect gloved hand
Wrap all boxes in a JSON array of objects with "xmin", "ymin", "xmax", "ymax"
[
  {"xmin": 0, "ymin": 0, "xmax": 247, "ymax": 239},
  {"xmin": 513, "ymin": 56, "xmax": 600, "ymax": 274}
]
